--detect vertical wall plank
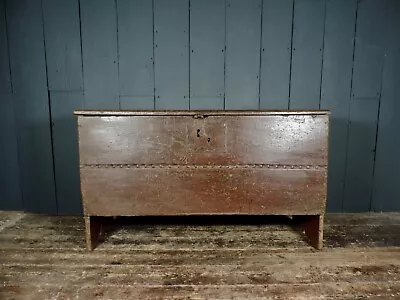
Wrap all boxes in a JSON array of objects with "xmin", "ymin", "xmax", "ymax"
[
  {"xmin": 320, "ymin": 0, "xmax": 357, "ymax": 212},
  {"xmin": 0, "ymin": 0, "xmax": 18, "ymax": 208},
  {"xmin": 0, "ymin": 0, "xmax": 11, "ymax": 93},
  {"xmin": 1, "ymin": 0, "xmax": 396, "ymax": 214},
  {"xmin": 120, "ymin": 96, "xmax": 154, "ymax": 110},
  {"xmin": 154, "ymin": 0, "xmax": 189, "ymax": 109},
  {"xmin": 372, "ymin": 0, "xmax": 400, "ymax": 211},
  {"xmin": 42, "ymin": 0, "xmax": 83, "ymax": 91},
  {"xmin": 342, "ymin": 0, "xmax": 388, "ymax": 212},
  {"xmin": 259, "ymin": 0, "xmax": 293, "ymax": 109},
  {"xmin": 190, "ymin": 0, "xmax": 225, "ymax": 109},
  {"xmin": 0, "ymin": 95, "xmax": 22, "ymax": 210},
  {"xmin": 290, "ymin": 0, "xmax": 325, "ymax": 109},
  {"xmin": 351, "ymin": 0, "xmax": 387, "ymax": 99},
  {"xmin": 6, "ymin": 0, "xmax": 57, "ymax": 213},
  {"xmin": 343, "ymin": 99, "xmax": 379, "ymax": 212},
  {"xmin": 190, "ymin": 97, "xmax": 224, "ymax": 110},
  {"xmin": 80, "ymin": 0, "xmax": 119, "ymax": 109},
  {"xmin": 117, "ymin": 0, "xmax": 154, "ymax": 107},
  {"xmin": 43, "ymin": 0, "xmax": 84, "ymax": 214},
  {"xmin": 50, "ymin": 91, "xmax": 83, "ymax": 214},
  {"xmin": 225, "ymin": 0, "xmax": 262, "ymax": 109}
]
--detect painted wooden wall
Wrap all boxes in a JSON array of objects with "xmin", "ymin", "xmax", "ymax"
[{"xmin": 0, "ymin": 0, "xmax": 399, "ymax": 214}]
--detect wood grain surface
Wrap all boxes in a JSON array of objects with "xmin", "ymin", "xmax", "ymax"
[
  {"xmin": 1, "ymin": 212, "xmax": 400, "ymax": 299},
  {"xmin": 77, "ymin": 114, "xmax": 329, "ymax": 166},
  {"xmin": 77, "ymin": 111, "xmax": 329, "ymax": 250},
  {"xmin": 81, "ymin": 167, "xmax": 327, "ymax": 216}
]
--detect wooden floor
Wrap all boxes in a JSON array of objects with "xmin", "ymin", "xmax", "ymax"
[{"xmin": 0, "ymin": 212, "xmax": 400, "ymax": 299}]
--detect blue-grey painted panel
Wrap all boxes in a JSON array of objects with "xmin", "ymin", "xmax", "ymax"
[
  {"xmin": 259, "ymin": 0, "xmax": 293, "ymax": 109},
  {"xmin": 120, "ymin": 96, "xmax": 155, "ymax": 110},
  {"xmin": 372, "ymin": 0, "xmax": 400, "ymax": 212},
  {"xmin": 6, "ymin": 0, "xmax": 47, "ymax": 93},
  {"xmin": 80, "ymin": 0, "xmax": 119, "ymax": 109},
  {"xmin": 1, "ymin": 0, "xmax": 397, "ymax": 215},
  {"xmin": 0, "ymin": 94, "xmax": 22, "ymax": 210},
  {"xmin": 290, "ymin": 0, "xmax": 325, "ymax": 109},
  {"xmin": 6, "ymin": 0, "xmax": 57, "ymax": 213},
  {"xmin": 343, "ymin": 98, "xmax": 379, "ymax": 212},
  {"xmin": 0, "ymin": 0, "xmax": 11, "ymax": 93},
  {"xmin": 190, "ymin": 97, "xmax": 224, "ymax": 110},
  {"xmin": 42, "ymin": 0, "xmax": 83, "ymax": 91},
  {"xmin": 320, "ymin": 0, "xmax": 357, "ymax": 212},
  {"xmin": 50, "ymin": 91, "xmax": 83, "ymax": 215},
  {"xmin": 190, "ymin": 0, "xmax": 225, "ymax": 99},
  {"xmin": 351, "ymin": 0, "xmax": 388, "ymax": 99},
  {"xmin": 117, "ymin": 0, "xmax": 154, "ymax": 97},
  {"xmin": 154, "ymin": 0, "xmax": 189, "ymax": 109},
  {"xmin": 225, "ymin": 0, "xmax": 262, "ymax": 109}
]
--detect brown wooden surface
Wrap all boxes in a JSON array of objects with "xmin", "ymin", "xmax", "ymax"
[
  {"xmin": 77, "ymin": 114, "xmax": 329, "ymax": 166},
  {"xmin": 85, "ymin": 216, "xmax": 102, "ymax": 251},
  {"xmin": 81, "ymin": 167, "xmax": 327, "ymax": 216},
  {"xmin": 294, "ymin": 215, "xmax": 324, "ymax": 250},
  {"xmin": 74, "ymin": 110, "xmax": 330, "ymax": 116},
  {"xmin": 77, "ymin": 111, "xmax": 329, "ymax": 250},
  {"xmin": 1, "ymin": 212, "xmax": 400, "ymax": 299}
]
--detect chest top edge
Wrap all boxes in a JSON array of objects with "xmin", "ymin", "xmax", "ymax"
[{"xmin": 74, "ymin": 110, "xmax": 331, "ymax": 117}]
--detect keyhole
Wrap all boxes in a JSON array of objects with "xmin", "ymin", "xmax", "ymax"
[
  {"xmin": 207, "ymin": 138, "xmax": 211, "ymax": 143},
  {"xmin": 197, "ymin": 129, "xmax": 200, "ymax": 137}
]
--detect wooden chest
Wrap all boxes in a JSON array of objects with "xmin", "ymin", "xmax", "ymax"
[{"xmin": 75, "ymin": 110, "xmax": 330, "ymax": 250}]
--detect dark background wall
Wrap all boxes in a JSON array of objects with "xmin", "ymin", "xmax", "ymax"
[{"xmin": 0, "ymin": 0, "xmax": 399, "ymax": 214}]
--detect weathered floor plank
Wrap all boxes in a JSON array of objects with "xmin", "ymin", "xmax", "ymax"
[
  {"xmin": 1, "ymin": 282, "xmax": 400, "ymax": 300},
  {"xmin": 0, "ymin": 211, "xmax": 24, "ymax": 232},
  {"xmin": 2, "ymin": 260, "xmax": 400, "ymax": 286},
  {"xmin": 1, "ymin": 212, "xmax": 400, "ymax": 299}
]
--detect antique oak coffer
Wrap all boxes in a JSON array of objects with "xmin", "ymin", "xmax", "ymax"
[{"xmin": 74, "ymin": 110, "xmax": 330, "ymax": 250}]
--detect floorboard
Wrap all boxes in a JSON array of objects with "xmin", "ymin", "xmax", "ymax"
[{"xmin": 1, "ymin": 212, "xmax": 400, "ymax": 299}]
